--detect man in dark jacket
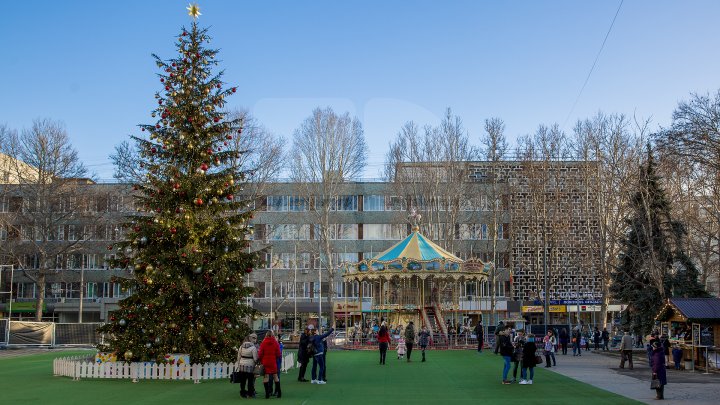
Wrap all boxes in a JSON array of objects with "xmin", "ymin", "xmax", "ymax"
[
  {"xmin": 404, "ymin": 321, "xmax": 416, "ymax": 362},
  {"xmin": 474, "ymin": 322, "xmax": 484, "ymax": 353},
  {"xmin": 297, "ymin": 326, "xmax": 311, "ymax": 382}
]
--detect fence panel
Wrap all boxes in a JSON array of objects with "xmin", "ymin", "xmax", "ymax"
[
  {"xmin": 54, "ymin": 323, "xmax": 102, "ymax": 346},
  {"xmin": 0, "ymin": 319, "xmax": 7, "ymax": 345},
  {"xmin": 8, "ymin": 321, "xmax": 54, "ymax": 345}
]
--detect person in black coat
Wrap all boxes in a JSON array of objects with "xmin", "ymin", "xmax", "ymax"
[
  {"xmin": 296, "ymin": 326, "xmax": 311, "ymax": 382},
  {"xmin": 474, "ymin": 322, "xmax": 484, "ymax": 353},
  {"xmin": 519, "ymin": 333, "xmax": 538, "ymax": 384}
]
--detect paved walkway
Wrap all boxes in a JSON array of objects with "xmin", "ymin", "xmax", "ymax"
[{"xmin": 547, "ymin": 349, "xmax": 720, "ymax": 404}]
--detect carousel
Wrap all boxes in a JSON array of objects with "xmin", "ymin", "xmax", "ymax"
[{"xmin": 341, "ymin": 224, "xmax": 489, "ymax": 337}]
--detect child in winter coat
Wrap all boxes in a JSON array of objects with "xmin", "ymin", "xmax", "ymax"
[{"xmin": 397, "ymin": 337, "xmax": 406, "ymax": 359}]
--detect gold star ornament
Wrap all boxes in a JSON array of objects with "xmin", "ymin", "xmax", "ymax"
[{"xmin": 187, "ymin": 3, "xmax": 201, "ymax": 19}]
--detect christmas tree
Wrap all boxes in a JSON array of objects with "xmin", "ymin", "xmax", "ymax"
[
  {"xmin": 97, "ymin": 5, "xmax": 261, "ymax": 363},
  {"xmin": 610, "ymin": 146, "xmax": 707, "ymax": 335}
]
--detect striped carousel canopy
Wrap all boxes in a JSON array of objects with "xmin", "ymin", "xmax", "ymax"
[{"xmin": 372, "ymin": 228, "xmax": 463, "ymax": 264}]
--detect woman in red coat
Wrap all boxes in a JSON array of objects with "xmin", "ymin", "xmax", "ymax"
[
  {"xmin": 377, "ymin": 324, "xmax": 391, "ymax": 365},
  {"xmin": 258, "ymin": 330, "xmax": 282, "ymax": 399}
]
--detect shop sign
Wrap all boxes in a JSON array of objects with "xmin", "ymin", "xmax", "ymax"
[
  {"xmin": 522, "ymin": 305, "xmax": 543, "ymax": 313},
  {"xmin": 549, "ymin": 305, "xmax": 566, "ymax": 313},
  {"xmin": 333, "ymin": 302, "xmax": 361, "ymax": 312},
  {"xmin": 11, "ymin": 302, "xmax": 47, "ymax": 313}
]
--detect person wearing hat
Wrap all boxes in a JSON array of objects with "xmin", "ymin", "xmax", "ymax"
[
  {"xmin": 651, "ymin": 340, "xmax": 667, "ymax": 400},
  {"xmin": 236, "ymin": 333, "xmax": 258, "ymax": 398},
  {"xmin": 297, "ymin": 325, "xmax": 312, "ymax": 382}
]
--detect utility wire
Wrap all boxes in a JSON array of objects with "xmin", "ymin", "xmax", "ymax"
[{"xmin": 563, "ymin": 0, "xmax": 624, "ymax": 130}]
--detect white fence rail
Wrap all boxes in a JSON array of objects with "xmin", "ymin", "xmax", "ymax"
[{"xmin": 53, "ymin": 352, "xmax": 296, "ymax": 383}]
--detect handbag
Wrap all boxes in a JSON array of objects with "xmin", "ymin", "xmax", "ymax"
[
  {"xmin": 650, "ymin": 375, "xmax": 661, "ymax": 390},
  {"xmin": 253, "ymin": 363, "xmax": 264, "ymax": 377},
  {"xmin": 230, "ymin": 369, "xmax": 241, "ymax": 384},
  {"xmin": 535, "ymin": 355, "xmax": 544, "ymax": 365}
]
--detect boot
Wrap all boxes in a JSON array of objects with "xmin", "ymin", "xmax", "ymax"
[
  {"xmin": 422, "ymin": 351, "xmax": 426, "ymax": 362},
  {"xmin": 274, "ymin": 381, "xmax": 281, "ymax": 399},
  {"xmin": 264, "ymin": 382, "xmax": 271, "ymax": 399},
  {"xmin": 268, "ymin": 379, "xmax": 275, "ymax": 397}
]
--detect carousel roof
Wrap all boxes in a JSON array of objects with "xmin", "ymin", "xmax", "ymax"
[{"xmin": 372, "ymin": 228, "xmax": 463, "ymax": 263}]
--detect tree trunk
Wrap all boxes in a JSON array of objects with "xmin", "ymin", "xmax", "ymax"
[{"xmin": 35, "ymin": 272, "xmax": 46, "ymax": 321}]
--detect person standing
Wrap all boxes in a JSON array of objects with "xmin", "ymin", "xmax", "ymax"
[
  {"xmin": 297, "ymin": 326, "xmax": 311, "ymax": 382},
  {"xmin": 258, "ymin": 330, "xmax": 282, "ymax": 399},
  {"xmin": 498, "ymin": 328, "xmax": 514, "ymax": 384},
  {"xmin": 404, "ymin": 321, "xmax": 416, "ymax": 362},
  {"xmin": 511, "ymin": 330, "xmax": 526, "ymax": 383},
  {"xmin": 572, "ymin": 328, "xmax": 582, "ymax": 356},
  {"xmin": 418, "ymin": 325, "xmax": 431, "ymax": 362},
  {"xmin": 543, "ymin": 330, "xmax": 557, "ymax": 367},
  {"xmin": 519, "ymin": 333, "xmax": 538, "ymax": 385},
  {"xmin": 651, "ymin": 341, "xmax": 667, "ymax": 400},
  {"xmin": 377, "ymin": 324, "xmax": 391, "ymax": 365},
  {"xmin": 593, "ymin": 327, "xmax": 601, "ymax": 350},
  {"xmin": 474, "ymin": 322, "xmax": 484, "ymax": 353},
  {"xmin": 619, "ymin": 330, "xmax": 634, "ymax": 370},
  {"xmin": 494, "ymin": 321, "xmax": 505, "ymax": 354},
  {"xmin": 236, "ymin": 333, "xmax": 258, "ymax": 398},
  {"xmin": 559, "ymin": 328, "xmax": 569, "ymax": 355},
  {"xmin": 310, "ymin": 326, "xmax": 334, "ymax": 384},
  {"xmin": 601, "ymin": 328, "xmax": 610, "ymax": 351}
]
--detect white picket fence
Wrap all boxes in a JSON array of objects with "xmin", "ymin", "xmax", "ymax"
[{"xmin": 53, "ymin": 352, "xmax": 296, "ymax": 383}]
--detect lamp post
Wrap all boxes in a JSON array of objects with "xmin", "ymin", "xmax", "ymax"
[{"xmin": 79, "ymin": 263, "xmax": 84, "ymax": 323}]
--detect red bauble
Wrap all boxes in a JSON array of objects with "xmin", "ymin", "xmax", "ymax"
[
  {"xmin": 226, "ymin": 195, "xmax": 233, "ymax": 200},
  {"xmin": 200, "ymin": 163, "xmax": 208, "ymax": 171},
  {"xmin": 141, "ymin": 127, "xmax": 145, "ymax": 131},
  {"xmin": 194, "ymin": 198, "xmax": 204, "ymax": 206},
  {"xmin": 245, "ymin": 268, "xmax": 253, "ymax": 273},
  {"xmin": 170, "ymin": 228, "xmax": 177, "ymax": 234},
  {"xmin": 151, "ymin": 147, "xmax": 157, "ymax": 153},
  {"xmin": 107, "ymin": 245, "xmax": 113, "ymax": 250},
  {"xmin": 216, "ymin": 84, "xmax": 221, "ymax": 89},
  {"xmin": 213, "ymin": 117, "xmax": 219, "ymax": 123},
  {"xmin": 226, "ymin": 135, "xmax": 232, "ymax": 140},
  {"xmin": 231, "ymin": 87, "xmax": 237, "ymax": 93},
  {"xmin": 160, "ymin": 78, "xmax": 165, "ymax": 83}
]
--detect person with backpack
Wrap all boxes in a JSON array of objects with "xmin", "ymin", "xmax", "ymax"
[
  {"xmin": 404, "ymin": 321, "xmax": 416, "ymax": 362},
  {"xmin": 310, "ymin": 326, "xmax": 334, "ymax": 384}
]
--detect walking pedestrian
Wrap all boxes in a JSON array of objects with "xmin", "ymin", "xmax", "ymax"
[
  {"xmin": 572, "ymin": 328, "xmax": 582, "ymax": 356},
  {"xmin": 543, "ymin": 330, "xmax": 557, "ymax": 367},
  {"xmin": 651, "ymin": 341, "xmax": 667, "ymax": 400},
  {"xmin": 396, "ymin": 336, "xmax": 406, "ymax": 359},
  {"xmin": 236, "ymin": 333, "xmax": 258, "ymax": 398},
  {"xmin": 310, "ymin": 326, "xmax": 334, "ymax": 384},
  {"xmin": 404, "ymin": 321, "xmax": 416, "ymax": 362},
  {"xmin": 377, "ymin": 324, "xmax": 391, "ymax": 365},
  {"xmin": 618, "ymin": 330, "xmax": 634, "ymax": 370},
  {"xmin": 258, "ymin": 330, "xmax": 282, "ymax": 399},
  {"xmin": 601, "ymin": 328, "xmax": 610, "ymax": 351},
  {"xmin": 498, "ymin": 327, "xmax": 514, "ymax": 384},
  {"xmin": 519, "ymin": 333, "xmax": 538, "ymax": 385},
  {"xmin": 559, "ymin": 328, "xmax": 569, "ymax": 355},
  {"xmin": 297, "ymin": 326, "xmax": 311, "ymax": 382},
  {"xmin": 418, "ymin": 326, "xmax": 431, "ymax": 362},
  {"xmin": 474, "ymin": 322, "xmax": 484, "ymax": 353}
]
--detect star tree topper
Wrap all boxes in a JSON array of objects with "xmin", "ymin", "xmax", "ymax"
[{"xmin": 187, "ymin": 3, "xmax": 201, "ymax": 19}]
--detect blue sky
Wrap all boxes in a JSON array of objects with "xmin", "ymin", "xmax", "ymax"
[{"xmin": 2, "ymin": 1, "xmax": 719, "ymax": 180}]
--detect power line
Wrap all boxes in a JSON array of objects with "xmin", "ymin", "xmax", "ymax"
[{"xmin": 563, "ymin": 0, "xmax": 624, "ymax": 130}]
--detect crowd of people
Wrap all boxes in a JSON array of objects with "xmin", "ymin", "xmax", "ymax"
[{"xmin": 233, "ymin": 321, "xmax": 676, "ymax": 401}]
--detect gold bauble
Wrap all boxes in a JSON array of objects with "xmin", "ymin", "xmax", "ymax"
[{"xmin": 124, "ymin": 351, "xmax": 133, "ymax": 361}]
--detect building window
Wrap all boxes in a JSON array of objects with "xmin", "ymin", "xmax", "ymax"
[
  {"xmin": 335, "ymin": 195, "xmax": 358, "ymax": 211},
  {"xmin": 289, "ymin": 196, "xmax": 308, "ymax": 211},
  {"xmin": 362, "ymin": 195, "xmax": 385, "ymax": 211},
  {"xmin": 266, "ymin": 195, "xmax": 289, "ymax": 212}
]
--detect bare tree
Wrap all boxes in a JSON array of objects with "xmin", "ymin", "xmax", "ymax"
[
  {"xmin": 289, "ymin": 107, "xmax": 368, "ymax": 323},
  {"xmin": 0, "ymin": 119, "xmax": 93, "ymax": 320},
  {"xmin": 478, "ymin": 117, "xmax": 509, "ymax": 326},
  {"xmin": 571, "ymin": 112, "xmax": 645, "ymax": 329},
  {"xmin": 655, "ymin": 92, "xmax": 720, "ymax": 295}
]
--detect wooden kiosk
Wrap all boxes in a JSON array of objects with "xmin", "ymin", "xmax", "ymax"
[{"xmin": 654, "ymin": 298, "xmax": 720, "ymax": 370}]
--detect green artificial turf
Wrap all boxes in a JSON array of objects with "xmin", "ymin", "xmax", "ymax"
[{"xmin": 0, "ymin": 349, "xmax": 641, "ymax": 405}]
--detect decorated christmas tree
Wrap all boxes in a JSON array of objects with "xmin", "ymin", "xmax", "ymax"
[{"xmin": 97, "ymin": 4, "xmax": 261, "ymax": 363}]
